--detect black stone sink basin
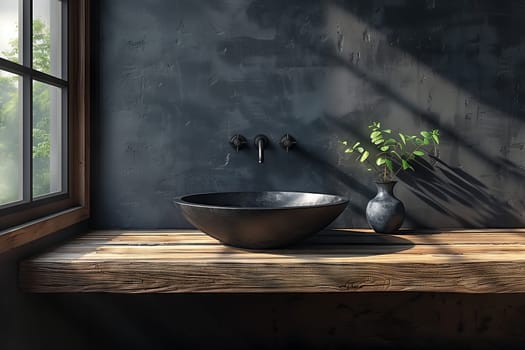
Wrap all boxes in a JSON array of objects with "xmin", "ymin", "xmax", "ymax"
[{"xmin": 173, "ymin": 191, "xmax": 348, "ymax": 249}]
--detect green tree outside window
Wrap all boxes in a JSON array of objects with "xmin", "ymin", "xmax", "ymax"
[{"xmin": 0, "ymin": 19, "xmax": 52, "ymax": 203}]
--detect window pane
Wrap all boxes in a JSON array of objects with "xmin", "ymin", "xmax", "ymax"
[
  {"xmin": 33, "ymin": 80, "xmax": 62, "ymax": 198},
  {"xmin": 0, "ymin": 0, "xmax": 20, "ymax": 63},
  {"xmin": 33, "ymin": 0, "xmax": 63, "ymax": 77},
  {"xmin": 0, "ymin": 70, "xmax": 22, "ymax": 205}
]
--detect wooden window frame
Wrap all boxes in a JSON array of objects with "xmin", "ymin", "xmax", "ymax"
[{"xmin": 0, "ymin": 0, "xmax": 90, "ymax": 254}]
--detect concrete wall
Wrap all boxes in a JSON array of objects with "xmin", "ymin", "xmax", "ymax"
[{"xmin": 92, "ymin": 0, "xmax": 525, "ymax": 229}]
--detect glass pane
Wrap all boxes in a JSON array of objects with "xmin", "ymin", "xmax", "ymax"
[
  {"xmin": 33, "ymin": 80, "xmax": 62, "ymax": 198},
  {"xmin": 0, "ymin": 0, "xmax": 21, "ymax": 63},
  {"xmin": 33, "ymin": 0, "xmax": 63, "ymax": 77},
  {"xmin": 0, "ymin": 70, "xmax": 22, "ymax": 205}
]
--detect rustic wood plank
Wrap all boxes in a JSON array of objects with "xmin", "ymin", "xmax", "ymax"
[
  {"xmin": 19, "ymin": 261, "xmax": 525, "ymax": 293},
  {"xmin": 73, "ymin": 229, "xmax": 525, "ymax": 246},
  {"xmin": 19, "ymin": 229, "xmax": 525, "ymax": 293},
  {"xmin": 29, "ymin": 244, "xmax": 525, "ymax": 257},
  {"xmin": 0, "ymin": 207, "xmax": 89, "ymax": 254},
  {"xmin": 21, "ymin": 253, "xmax": 525, "ymax": 265}
]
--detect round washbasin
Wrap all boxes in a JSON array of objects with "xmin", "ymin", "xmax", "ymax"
[{"xmin": 173, "ymin": 191, "xmax": 349, "ymax": 249}]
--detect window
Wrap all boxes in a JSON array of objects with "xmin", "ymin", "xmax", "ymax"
[
  {"xmin": 0, "ymin": 0, "xmax": 66, "ymax": 208},
  {"xmin": 0, "ymin": 0, "xmax": 90, "ymax": 252}
]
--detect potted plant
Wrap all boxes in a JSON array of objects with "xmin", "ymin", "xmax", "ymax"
[{"xmin": 341, "ymin": 121, "xmax": 440, "ymax": 233}]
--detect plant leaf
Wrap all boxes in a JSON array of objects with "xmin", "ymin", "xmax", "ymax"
[
  {"xmin": 390, "ymin": 150, "xmax": 402, "ymax": 160},
  {"xmin": 370, "ymin": 130, "xmax": 383, "ymax": 142},
  {"xmin": 432, "ymin": 134, "xmax": 439, "ymax": 144},
  {"xmin": 344, "ymin": 148, "xmax": 353, "ymax": 153},
  {"xmin": 385, "ymin": 159, "xmax": 393, "ymax": 171},
  {"xmin": 370, "ymin": 122, "xmax": 380, "ymax": 129},
  {"xmin": 420, "ymin": 131, "xmax": 431, "ymax": 138},
  {"xmin": 380, "ymin": 145, "xmax": 390, "ymax": 152},
  {"xmin": 352, "ymin": 141, "xmax": 361, "ymax": 149},
  {"xmin": 401, "ymin": 159, "xmax": 412, "ymax": 170},
  {"xmin": 376, "ymin": 157, "xmax": 386, "ymax": 166},
  {"xmin": 373, "ymin": 138, "xmax": 384, "ymax": 145},
  {"xmin": 371, "ymin": 131, "xmax": 381, "ymax": 139},
  {"xmin": 341, "ymin": 141, "xmax": 348, "ymax": 146},
  {"xmin": 357, "ymin": 147, "xmax": 364, "ymax": 153},
  {"xmin": 399, "ymin": 133, "xmax": 406, "ymax": 145},
  {"xmin": 413, "ymin": 150, "xmax": 425, "ymax": 156},
  {"xmin": 383, "ymin": 129, "xmax": 392, "ymax": 133},
  {"xmin": 383, "ymin": 138, "xmax": 397, "ymax": 146},
  {"xmin": 360, "ymin": 151, "xmax": 370, "ymax": 162}
]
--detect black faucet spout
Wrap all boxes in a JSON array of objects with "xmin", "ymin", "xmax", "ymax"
[{"xmin": 254, "ymin": 135, "xmax": 269, "ymax": 164}]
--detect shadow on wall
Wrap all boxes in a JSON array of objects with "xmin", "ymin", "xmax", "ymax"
[
  {"xmin": 330, "ymin": 0, "xmax": 525, "ymax": 121},
  {"xmin": 325, "ymin": 114, "xmax": 522, "ymax": 227},
  {"xmin": 212, "ymin": 0, "xmax": 525, "ymax": 228},
  {"xmin": 399, "ymin": 157, "xmax": 522, "ymax": 227}
]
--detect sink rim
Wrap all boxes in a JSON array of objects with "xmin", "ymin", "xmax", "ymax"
[{"xmin": 173, "ymin": 191, "xmax": 349, "ymax": 211}]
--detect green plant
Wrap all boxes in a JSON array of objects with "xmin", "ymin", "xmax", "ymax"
[{"xmin": 341, "ymin": 121, "xmax": 440, "ymax": 183}]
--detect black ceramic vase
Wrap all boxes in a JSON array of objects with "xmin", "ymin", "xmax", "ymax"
[{"xmin": 366, "ymin": 181, "xmax": 405, "ymax": 233}]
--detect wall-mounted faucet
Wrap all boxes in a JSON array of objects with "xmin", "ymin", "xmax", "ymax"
[
  {"xmin": 279, "ymin": 134, "xmax": 297, "ymax": 152},
  {"xmin": 254, "ymin": 135, "xmax": 269, "ymax": 164},
  {"xmin": 230, "ymin": 133, "xmax": 296, "ymax": 163}
]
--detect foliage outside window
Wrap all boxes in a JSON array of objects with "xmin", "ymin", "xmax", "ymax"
[
  {"xmin": 0, "ymin": 0, "xmax": 66, "ymax": 208},
  {"xmin": 0, "ymin": 70, "xmax": 20, "ymax": 204}
]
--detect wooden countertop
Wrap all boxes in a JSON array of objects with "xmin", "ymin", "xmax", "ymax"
[{"xmin": 18, "ymin": 229, "xmax": 525, "ymax": 293}]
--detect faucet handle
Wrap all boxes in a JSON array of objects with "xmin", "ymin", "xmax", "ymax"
[
  {"xmin": 254, "ymin": 134, "xmax": 269, "ymax": 147},
  {"xmin": 230, "ymin": 134, "xmax": 247, "ymax": 152},
  {"xmin": 279, "ymin": 134, "xmax": 297, "ymax": 152}
]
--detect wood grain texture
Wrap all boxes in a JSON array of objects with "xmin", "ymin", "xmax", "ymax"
[
  {"xmin": 19, "ymin": 229, "xmax": 525, "ymax": 293},
  {"xmin": 0, "ymin": 207, "xmax": 88, "ymax": 254}
]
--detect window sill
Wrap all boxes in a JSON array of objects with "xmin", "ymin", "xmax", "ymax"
[
  {"xmin": 0, "ymin": 206, "xmax": 89, "ymax": 254},
  {"xmin": 19, "ymin": 228, "xmax": 525, "ymax": 293}
]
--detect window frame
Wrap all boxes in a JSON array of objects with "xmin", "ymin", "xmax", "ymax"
[{"xmin": 0, "ymin": 0, "xmax": 90, "ymax": 253}]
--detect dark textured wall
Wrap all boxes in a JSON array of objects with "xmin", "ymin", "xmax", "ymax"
[{"xmin": 92, "ymin": 0, "xmax": 525, "ymax": 229}]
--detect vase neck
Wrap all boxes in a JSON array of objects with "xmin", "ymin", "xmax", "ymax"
[{"xmin": 375, "ymin": 182, "xmax": 396, "ymax": 196}]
